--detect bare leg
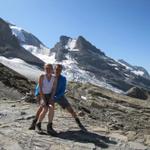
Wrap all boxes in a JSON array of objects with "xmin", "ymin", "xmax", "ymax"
[
  {"xmin": 66, "ymin": 105, "xmax": 77, "ymax": 118},
  {"xmin": 47, "ymin": 102, "xmax": 57, "ymax": 135},
  {"xmin": 66, "ymin": 106, "xmax": 87, "ymax": 131},
  {"xmin": 48, "ymin": 104, "xmax": 54, "ymax": 123},
  {"xmin": 29, "ymin": 98, "xmax": 43, "ymax": 130},
  {"xmin": 37, "ymin": 106, "xmax": 48, "ymax": 123},
  {"xmin": 35, "ymin": 106, "xmax": 43, "ymax": 119}
]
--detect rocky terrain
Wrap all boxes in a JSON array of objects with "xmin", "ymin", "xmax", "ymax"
[
  {"xmin": 0, "ymin": 63, "xmax": 35, "ymax": 94},
  {"xmin": 0, "ymin": 63, "xmax": 150, "ymax": 150}
]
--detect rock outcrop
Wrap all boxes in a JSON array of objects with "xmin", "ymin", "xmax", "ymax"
[
  {"xmin": 0, "ymin": 81, "xmax": 150, "ymax": 149},
  {"xmin": 126, "ymin": 87, "xmax": 148, "ymax": 100},
  {"xmin": 0, "ymin": 63, "xmax": 35, "ymax": 94}
]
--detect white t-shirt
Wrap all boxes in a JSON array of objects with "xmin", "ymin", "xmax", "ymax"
[{"xmin": 42, "ymin": 74, "xmax": 55, "ymax": 94}]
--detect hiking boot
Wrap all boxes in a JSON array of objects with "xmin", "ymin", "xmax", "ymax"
[
  {"xmin": 47, "ymin": 123, "xmax": 57, "ymax": 136},
  {"xmin": 36, "ymin": 122, "xmax": 42, "ymax": 132},
  {"xmin": 75, "ymin": 117, "xmax": 87, "ymax": 132},
  {"xmin": 29, "ymin": 118, "xmax": 37, "ymax": 130}
]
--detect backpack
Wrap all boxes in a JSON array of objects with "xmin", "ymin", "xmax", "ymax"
[{"xmin": 35, "ymin": 84, "xmax": 39, "ymax": 96}]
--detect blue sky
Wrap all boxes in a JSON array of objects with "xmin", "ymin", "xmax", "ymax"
[{"xmin": 0, "ymin": 0, "xmax": 150, "ymax": 73}]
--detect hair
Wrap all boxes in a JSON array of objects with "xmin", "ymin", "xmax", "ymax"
[
  {"xmin": 55, "ymin": 64, "xmax": 63, "ymax": 70},
  {"xmin": 44, "ymin": 63, "xmax": 53, "ymax": 69}
]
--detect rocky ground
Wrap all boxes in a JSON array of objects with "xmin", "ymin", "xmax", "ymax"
[
  {"xmin": 0, "ymin": 80, "xmax": 150, "ymax": 150},
  {"xmin": 0, "ymin": 64, "xmax": 150, "ymax": 150}
]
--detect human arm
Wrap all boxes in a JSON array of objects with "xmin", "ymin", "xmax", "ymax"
[{"xmin": 38, "ymin": 74, "xmax": 44, "ymax": 99}]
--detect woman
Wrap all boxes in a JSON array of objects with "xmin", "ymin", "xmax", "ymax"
[{"xmin": 35, "ymin": 63, "xmax": 57, "ymax": 135}]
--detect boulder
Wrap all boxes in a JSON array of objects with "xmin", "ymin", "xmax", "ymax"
[{"xmin": 126, "ymin": 87, "xmax": 148, "ymax": 100}]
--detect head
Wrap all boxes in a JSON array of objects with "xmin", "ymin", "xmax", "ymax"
[
  {"xmin": 44, "ymin": 63, "xmax": 53, "ymax": 75},
  {"xmin": 54, "ymin": 64, "xmax": 63, "ymax": 77}
]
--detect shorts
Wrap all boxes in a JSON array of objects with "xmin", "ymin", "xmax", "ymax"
[
  {"xmin": 55, "ymin": 96, "xmax": 71, "ymax": 109},
  {"xmin": 40, "ymin": 94, "xmax": 53, "ymax": 106}
]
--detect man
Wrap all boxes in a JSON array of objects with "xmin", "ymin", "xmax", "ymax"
[
  {"xmin": 29, "ymin": 64, "xmax": 86, "ymax": 134},
  {"xmin": 52, "ymin": 64, "xmax": 85, "ymax": 130}
]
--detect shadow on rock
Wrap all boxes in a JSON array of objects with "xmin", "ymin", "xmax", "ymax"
[{"xmin": 57, "ymin": 130, "xmax": 117, "ymax": 148}]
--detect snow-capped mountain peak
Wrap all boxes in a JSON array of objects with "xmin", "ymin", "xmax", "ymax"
[
  {"xmin": 10, "ymin": 25, "xmax": 26, "ymax": 42},
  {"xmin": 66, "ymin": 38, "xmax": 79, "ymax": 51},
  {"xmin": 118, "ymin": 59, "xmax": 150, "ymax": 79},
  {"xmin": 10, "ymin": 25, "xmax": 50, "ymax": 55}
]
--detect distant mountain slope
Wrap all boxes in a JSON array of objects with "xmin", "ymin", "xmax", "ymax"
[
  {"xmin": 48, "ymin": 35, "xmax": 150, "ymax": 91},
  {"xmin": 0, "ymin": 18, "xmax": 44, "ymax": 67},
  {"xmin": 118, "ymin": 59, "xmax": 150, "ymax": 79},
  {"xmin": 0, "ymin": 56, "xmax": 42, "ymax": 81},
  {"xmin": 10, "ymin": 24, "xmax": 50, "ymax": 55}
]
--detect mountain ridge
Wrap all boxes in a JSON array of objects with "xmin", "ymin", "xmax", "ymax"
[
  {"xmin": 49, "ymin": 35, "xmax": 150, "ymax": 91},
  {"xmin": 1, "ymin": 17, "xmax": 150, "ymax": 92},
  {"xmin": 0, "ymin": 18, "xmax": 44, "ymax": 68}
]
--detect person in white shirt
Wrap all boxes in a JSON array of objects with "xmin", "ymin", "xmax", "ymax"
[{"xmin": 35, "ymin": 64, "xmax": 57, "ymax": 135}]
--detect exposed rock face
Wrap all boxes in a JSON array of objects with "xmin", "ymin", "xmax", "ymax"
[
  {"xmin": 19, "ymin": 30, "xmax": 45, "ymax": 47},
  {"xmin": 9, "ymin": 24, "xmax": 47, "ymax": 48},
  {"xmin": 0, "ymin": 63, "xmax": 35, "ymax": 94},
  {"xmin": 0, "ymin": 18, "xmax": 44, "ymax": 67},
  {"xmin": 60, "ymin": 35, "xmax": 70, "ymax": 45},
  {"xmin": 75, "ymin": 36, "xmax": 105, "ymax": 55},
  {"xmin": 134, "ymin": 66, "xmax": 150, "ymax": 79},
  {"xmin": 118, "ymin": 59, "xmax": 150, "ymax": 79},
  {"xmin": 50, "ymin": 35, "xmax": 150, "ymax": 92},
  {"xmin": 0, "ymin": 18, "xmax": 20, "ymax": 48},
  {"xmin": 126, "ymin": 87, "xmax": 148, "ymax": 100},
  {"xmin": 50, "ymin": 36, "xmax": 69, "ymax": 61}
]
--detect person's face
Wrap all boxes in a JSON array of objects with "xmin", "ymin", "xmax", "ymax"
[
  {"xmin": 45, "ymin": 65, "xmax": 53, "ymax": 75},
  {"xmin": 55, "ymin": 66, "xmax": 62, "ymax": 77}
]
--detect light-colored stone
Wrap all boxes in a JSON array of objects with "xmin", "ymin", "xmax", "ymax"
[
  {"xmin": 92, "ymin": 126, "xmax": 109, "ymax": 133},
  {"xmin": 129, "ymin": 142, "xmax": 147, "ymax": 150},
  {"xmin": 0, "ymin": 135, "xmax": 23, "ymax": 150},
  {"xmin": 5, "ymin": 142, "xmax": 23, "ymax": 150},
  {"xmin": 46, "ymin": 144, "xmax": 71, "ymax": 150},
  {"xmin": 108, "ymin": 133, "xmax": 128, "ymax": 142},
  {"xmin": 72, "ymin": 142, "xmax": 96, "ymax": 150},
  {"xmin": 126, "ymin": 131, "xmax": 137, "ymax": 141},
  {"xmin": 144, "ymin": 135, "xmax": 150, "ymax": 146}
]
